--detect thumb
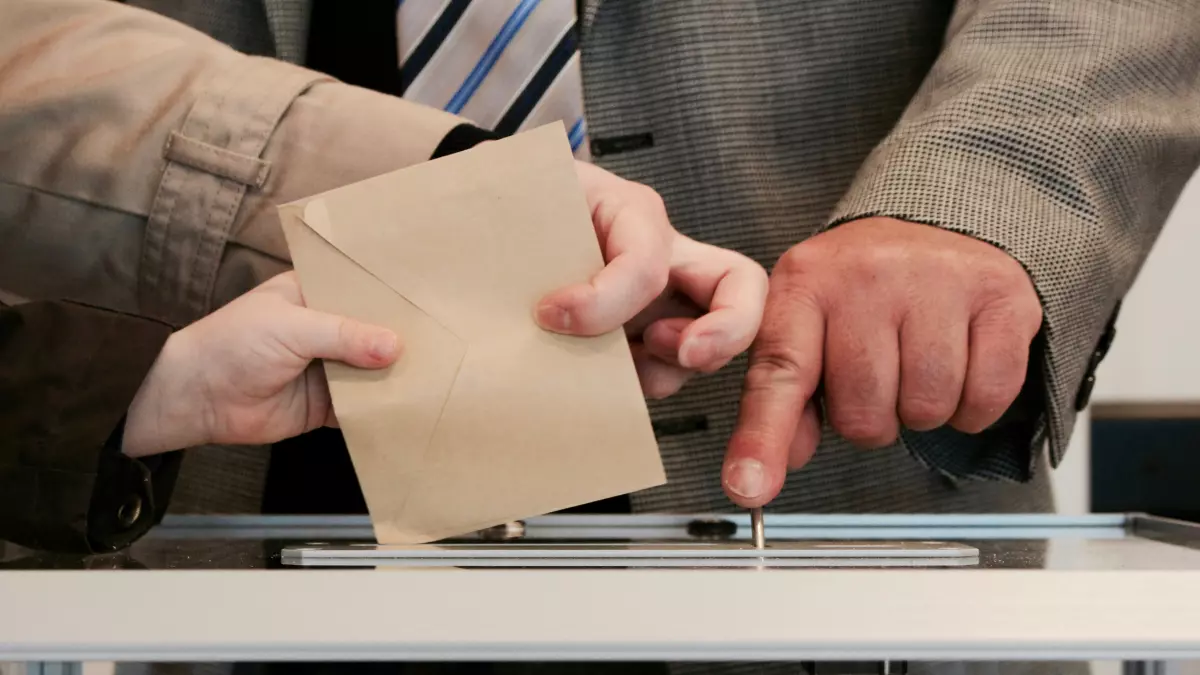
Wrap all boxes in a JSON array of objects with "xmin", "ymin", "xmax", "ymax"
[
  {"xmin": 284, "ymin": 309, "xmax": 401, "ymax": 369},
  {"xmin": 724, "ymin": 293, "xmax": 824, "ymax": 507}
]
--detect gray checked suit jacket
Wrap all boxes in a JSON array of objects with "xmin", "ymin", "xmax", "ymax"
[{"xmin": 5, "ymin": 0, "xmax": 1198, "ymax": 517}]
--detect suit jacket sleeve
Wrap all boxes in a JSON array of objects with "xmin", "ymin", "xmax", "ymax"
[
  {"xmin": 0, "ymin": 299, "xmax": 179, "ymax": 554},
  {"xmin": 827, "ymin": 0, "xmax": 1200, "ymax": 481},
  {"xmin": 0, "ymin": 0, "xmax": 466, "ymax": 324}
]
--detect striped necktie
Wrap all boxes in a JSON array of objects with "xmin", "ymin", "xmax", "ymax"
[{"xmin": 397, "ymin": 0, "xmax": 590, "ymax": 159}]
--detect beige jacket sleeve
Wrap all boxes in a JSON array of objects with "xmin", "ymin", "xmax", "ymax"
[{"xmin": 0, "ymin": 0, "xmax": 465, "ymax": 324}]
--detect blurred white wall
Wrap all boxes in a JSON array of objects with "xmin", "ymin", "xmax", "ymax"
[
  {"xmin": 1052, "ymin": 170, "xmax": 1200, "ymax": 515},
  {"xmin": 1092, "ymin": 170, "xmax": 1200, "ymax": 403}
]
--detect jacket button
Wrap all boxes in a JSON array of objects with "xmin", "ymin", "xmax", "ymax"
[
  {"xmin": 1074, "ymin": 372, "xmax": 1097, "ymax": 412},
  {"xmin": 116, "ymin": 495, "xmax": 143, "ymax": 529},
  {"xmin": 1075, "ymin": 308, "xmax": 1120, "ymax": 412}
]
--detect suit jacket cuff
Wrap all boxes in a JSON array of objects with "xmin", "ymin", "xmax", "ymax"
[
  {"xmin": 86, "ymin": 417, "xmax": 181, "ymax": 554},
  {"xmin": 0, "ymin": 301, "xmax": 180, "ymax": 554}
]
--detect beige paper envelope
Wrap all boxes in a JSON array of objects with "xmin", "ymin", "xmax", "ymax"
[{"xmin": 277, "ymin": 122, "xmax": 666, "ymax": 544}]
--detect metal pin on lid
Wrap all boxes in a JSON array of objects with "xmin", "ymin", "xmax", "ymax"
[{"xmin": 751, "ymin": 507, "xmax": 765, "ymax": 549}]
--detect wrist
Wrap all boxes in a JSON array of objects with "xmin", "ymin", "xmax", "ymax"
[{"xmin": 122, "ymin": 331, "xmax": 204, "ymax": 457}]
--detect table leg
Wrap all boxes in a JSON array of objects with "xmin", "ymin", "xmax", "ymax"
[{"xmin": 1122, "ymin": 662, "xmax": 1174, "ymax": 675}]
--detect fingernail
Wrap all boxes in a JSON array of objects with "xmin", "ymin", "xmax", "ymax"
[
  {"xmin": 724, "ymin": 458, "xmax": 766, "ymax": 500},
  {"xmin": 369, "ymin": 332, "xmax": 398, "ymax": 361},
  {"xmin": 536, "ymin": 303, "xmax": 571, "ymax": 331},
  {"xmin": 678, "ymin": 334, "xmax": 715, "ymax": 369}
]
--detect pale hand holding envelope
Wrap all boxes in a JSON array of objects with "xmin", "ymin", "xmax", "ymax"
[{"xmin": 277, "ymin": 123, "xmax": 666, "ymax": 544}]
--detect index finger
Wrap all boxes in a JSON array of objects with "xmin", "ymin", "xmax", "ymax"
[
  {"xmin": 669, "ymin": 238, "xmax": 769, "ymax": 371},
  {"xmin": 724, "ymin": 284, "xmax": 825, "ymax": 507}
]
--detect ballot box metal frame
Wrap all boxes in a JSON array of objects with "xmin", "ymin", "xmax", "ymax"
[{"xmin": 3, "ymin": 512, "xmax": 1200, "ymax": 673}]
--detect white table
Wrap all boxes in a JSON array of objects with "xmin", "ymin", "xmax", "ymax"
[{"xmin": 3, "ymin": 513, "xmax": 1199, "ymax": 673}]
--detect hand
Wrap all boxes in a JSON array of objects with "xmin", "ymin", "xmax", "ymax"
[
  {"xmin": 535, "ymin": 161, "xmax": 769, "ymax": 398},
  {"xmin": 121, "ymin": 272, "xmax": 400, "ymax": 457},
  {"xmin": 723, "ymin": 217, "xmax": 1043, "ymax": 506}
]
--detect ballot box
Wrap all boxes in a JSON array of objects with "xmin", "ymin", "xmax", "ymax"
[{"xmin": 3, "ymin": 513, "xmax": 1200, "ymax": 674}]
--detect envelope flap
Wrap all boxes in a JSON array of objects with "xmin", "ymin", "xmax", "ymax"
[{"xmin": 299, "ymin": 198, "xmax": 463, "ymax": 340}]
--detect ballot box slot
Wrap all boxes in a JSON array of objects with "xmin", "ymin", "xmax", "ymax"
[{"xmin": 279, "ymin": 540, "xmax": 981, "ymax": 568}]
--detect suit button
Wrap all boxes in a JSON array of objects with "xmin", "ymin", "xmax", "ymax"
[
  {"xmin": 1074, "ymin": 372, "xmax": 1097, "ymax": 411},
  {"xmin": 1075, "ymin": 307, "xmax": 1120, "ymax": 412},
  {"xmin": 116, "ymin": 495, "xmax": 143, "ymax": 529}
]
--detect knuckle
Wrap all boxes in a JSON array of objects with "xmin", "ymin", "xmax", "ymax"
[
  {"xmin": 840, "ymin": 241, "xmax": 899, "ymax": 280},
  {"xmin": 854, "ymin": 244, "xmax": 894, "ymax": 273},
  {"xmin": 334, "ymin": 317, "xmax": 359, "ymax": 354},
  {"xmin": 959, "ymin": 339, "xmax": 1028, "ymax": 423},
  {"xmin": 966, "ymin": 378, "xmax": 1022, "ymax": 413},
  {"xmin": 1019, "ymin": 297, "xmax": 1045, "ymax": 333},
  {"xmin": 950, "ymin": 414, "xmax": 991, "ymax": 435},
  {"xmin": 982, "ymin": 341, "xmax": 1029, "ymax": 382},
  {"xmin": 830, "ymin": 252, "xmax": 902, "ymax": 300},
  {"xmin": 978, "ymin": 273, "xmax": 1042, "ymax": 324},
  {"xmin": 566, "ymin": 290, "xmax": 609, "ymax": 336},
  {"xmin": 899, "ymin": 395, "xmax": 955, "ymax": 429},
  {"xmin": 635, "ymin": 183, "xmax": 666, "ymax": 209},
  {"xmin": 975, "ymin": 310, "xmax": 1032, "ymax": 348},
  {"xmin": 833, "ymin": 356, "xmax": 886, "ymax": 404},
  {"xmin": 898, "ymin": 354, "xmax": 961, "ymax": 428},
  {"xmin": 738, "ymin": 252, "xmax": 771, "ymax": 286},
  {"xmin": 774, "ymin": 244, "xmax": 817, "ymax": 278},
  {"xmin": 755, "ymin": 262, "xmax": 770, "ymax": 289},
  {"xmin": 830, "ymin": 407, "xmax": 897, "ymax": 448},
  {"xmin": 632, "ymin": 184, "xmax": 670, "ymax": 230},
  {"xmin": 640, "ymin": 262, "xmax": 670, "ymax": 296},
  {"xmin": 745, "ymin": 348, "xmax": 819, "ymax": 397}
]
